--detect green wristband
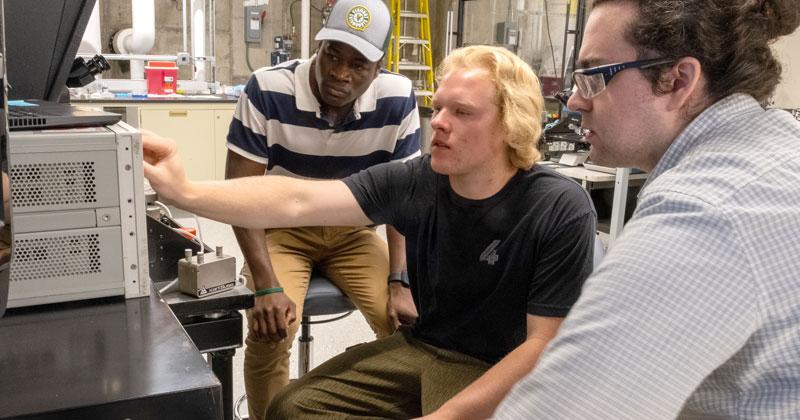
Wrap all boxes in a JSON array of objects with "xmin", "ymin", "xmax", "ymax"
[{"xmin": 254, "ymin": 286, "xmax": 284, "ymax": 297}]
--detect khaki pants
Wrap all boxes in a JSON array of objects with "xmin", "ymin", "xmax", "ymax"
[
  {"xmin": 267, "ymin": 329, "xmax": 491, "ymax": 419},
  {"xmin": 243, "ymin": 226, "xmax": 394, "ymax": 420}
]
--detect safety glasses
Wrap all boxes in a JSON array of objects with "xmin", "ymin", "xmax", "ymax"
[{"xmin": 571, "ymin": 58, "xmax": 674, "ymax": 99}]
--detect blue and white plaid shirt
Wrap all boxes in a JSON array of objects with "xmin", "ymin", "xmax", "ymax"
[{"xmin": 496, "ymin": 94, "xmax": 800, "ymax": 419}]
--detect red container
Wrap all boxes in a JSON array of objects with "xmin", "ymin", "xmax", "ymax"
[{"xmin": 145, "ymin": 61, "xmax": 178, "ymax": 94}]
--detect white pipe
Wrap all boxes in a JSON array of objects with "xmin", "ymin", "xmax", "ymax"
[
  {"xmin": 129, "ymin": 61, "xmax": 145, "ymax": 81},
  {"xmin": 301, "ymin": 0, "xmax": 310, "ymax": 58},
  {"xmin": 192, "ymin": 0, "xmax": 206, "ymax": 81},
  {"xmin": 78, "ymin": 53, "xmax": 180, "ymax": 61},
  {"xmin": 182, "ymin": 0, "xmax": 189, "ymax": 52},
  {"xmin": 210, "ymin": 0, "xmax": 217, "ymax": 84},
  {"xmin": 127, "ymin": 0, "xmax": 156, "ymax": 79},
  {"xmin": 79, "ymin": 53, "xmax": 216, "ymax": 62},
  {"xmin": 78, "ymin": 0, "xmax": 102, "ymax": 55},
  {"xmin": 445, "ymin": 10, "xmax": 452, "ymax": 56},
  {"xmin": 128, "ymin": 0, "xmax": 156, "ymax": 52}
]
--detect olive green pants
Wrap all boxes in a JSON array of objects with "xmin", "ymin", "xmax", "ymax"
[
  {"xmin": 243, "ymin": 226, "xmax": 394, "ymax": 420},
  {"xmin": 267, "ymin": 329, "xmax": 491, "ymax": 419}
]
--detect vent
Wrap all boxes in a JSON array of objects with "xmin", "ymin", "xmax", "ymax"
[
  {"xmin": 8, "ymin": 108, "xmax": 47, "ymax": 129},
  {"xmin": 10, "ymin": 162, "xmax": 98, "ymax": 208},
  {"xmin": 11, "ymin": 234, "xmax": 102, "ymax": 281},
  {"xmin": 8, "ymin": 117, "xmax": 47, "ymax": 128}
]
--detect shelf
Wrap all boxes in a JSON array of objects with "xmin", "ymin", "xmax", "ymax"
[
  {"xmin": 399, "ymin": 63, "xmax": 432, "ymax": 71},
  {"xmin": 398, "ymin": 36, "xmax": 429, "ymax": 45},
  {"xmin": 400, "ymin": 11, "xmax": 427, "ymax": 19}
]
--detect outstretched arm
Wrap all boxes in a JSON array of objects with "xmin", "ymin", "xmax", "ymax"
[{"xmin": 142, "ymin": 130, "xmax": 372, "ymax": 229}]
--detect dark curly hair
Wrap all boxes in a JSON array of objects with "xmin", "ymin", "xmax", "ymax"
[{"xmin": 591, "ymin": 0, "xmax": 800, "ymax": 103}]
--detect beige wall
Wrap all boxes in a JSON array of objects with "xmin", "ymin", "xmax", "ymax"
[{"xmin": 772, "ymin": 28, "xmax": 800, "ymax": 109}]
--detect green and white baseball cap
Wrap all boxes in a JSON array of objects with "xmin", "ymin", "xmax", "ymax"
[{"xmin": 315, "ymin": 0, "xmax": 392, "ymax": 62}]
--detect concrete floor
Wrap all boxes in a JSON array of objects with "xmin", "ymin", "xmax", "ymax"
[{"xmin": 173, "ymin": 211, "xmax": 379, "ymax": 417}]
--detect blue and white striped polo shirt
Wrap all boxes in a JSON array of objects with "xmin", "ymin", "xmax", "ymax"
[{"xmin": 226, "ymin": 57, "xmax": 421, "ymax": 180}]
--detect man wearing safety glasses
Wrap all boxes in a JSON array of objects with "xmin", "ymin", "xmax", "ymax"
[{"xmin": 495, "ymin": 0, "xmax": 800, "ymax": 419}]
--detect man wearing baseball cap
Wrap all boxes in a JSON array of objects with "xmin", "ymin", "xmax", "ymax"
[
  {"xmin": 315, "ymin": 0, "xmax": 392, "ymax": 62},
  {"xmin": 224, "ymin": 1, "xmax": 421, "ymax": 419}
]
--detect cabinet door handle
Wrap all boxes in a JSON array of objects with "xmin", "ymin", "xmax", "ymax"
[{"xmin": 169, "ymin": 110, "xmax": 189, "ymax": 117}]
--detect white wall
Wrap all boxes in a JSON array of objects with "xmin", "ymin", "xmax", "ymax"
[{"xmin": 772, "ymin": 28, "xmax": 800, "ymax": 108}]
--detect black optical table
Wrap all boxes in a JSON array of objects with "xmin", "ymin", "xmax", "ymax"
[
  {"xmin": 155, "ymin": 281, "xmax": 254, "ymax": 420},
  {"xmin": 0, "ymin": 287, "xmax": 223, "ymax": 420}
]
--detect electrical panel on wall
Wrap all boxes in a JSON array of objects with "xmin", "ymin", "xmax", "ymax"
[{"xmin": 244, "ymin": 0, "xmax": 268, "ymax": 44}]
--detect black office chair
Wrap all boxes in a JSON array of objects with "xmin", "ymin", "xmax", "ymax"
[
  {"xmin": 297, "ymin": 272, "xmax": 357, "ymax": 376},
  {"xmin": 234, "ymin": 272, "xmax": 357, "ymax": 420}
]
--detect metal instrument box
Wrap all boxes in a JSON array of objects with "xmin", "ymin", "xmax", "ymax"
[
  {"xmin": 6, "ymin": 122, "xmax": 149, "ymax": 308},
  {"xmin": 178, "ymin": 248, "xmax": 237, "ymax": 298}
]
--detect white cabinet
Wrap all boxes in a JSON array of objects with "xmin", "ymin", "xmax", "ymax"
[
  {"xmin": 213, "ymin": 108, "xmax": 235, "ymax": 180},
  {"xmin": 139, "ymin": 108, "xmax": 216, "ymax": 181},
  {"xmin": 82, "ymin": 101, "xmax": 236, "ymax": 181}
]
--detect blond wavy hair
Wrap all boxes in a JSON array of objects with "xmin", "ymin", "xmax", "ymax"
[{"xmin": 436, "ymin": 45, "xmax": 544, "ymax": 169}]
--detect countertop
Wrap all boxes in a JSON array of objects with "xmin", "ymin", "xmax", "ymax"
[{"xmin": 72, "ymin": 94, "xmax": 238, "ymax": 104}]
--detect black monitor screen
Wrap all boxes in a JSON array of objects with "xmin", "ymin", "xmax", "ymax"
[{"xmin": 4, "ymin": 0, "xmax": 95, "ymax": 102}]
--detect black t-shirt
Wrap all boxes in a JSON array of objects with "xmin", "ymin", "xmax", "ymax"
[{"xmin": 343, "ymin": 155, "xmax": 596, "ymax": 363}]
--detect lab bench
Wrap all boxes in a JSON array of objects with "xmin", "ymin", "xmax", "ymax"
[
  {"xmin": 0, "ymin": 286, "xmax": 223, "ymax": 419},
  {"xmin": 549, "ymin": 163, "xmax": 648, "ymax": 244}
]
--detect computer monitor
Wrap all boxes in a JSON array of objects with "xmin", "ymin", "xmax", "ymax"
[
  {"xmin": 3, "ymin": 0, "xmax": 118, "ymax": 131},
  {"xmin": 1, "ymin": 0, "xmax": 148, "ymax": 310},
  {"xmin": 4, "ymin": 0, "xmax": 95, "ymax": 102}
]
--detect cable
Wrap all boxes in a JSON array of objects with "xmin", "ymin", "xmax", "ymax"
[
  {"xmin": 154, "ymin": 200, "xmax": 203, "ymax": 248},
  {"xmin": 542, "ymin": 0, "xmax": 559, "ymax": 77},
  {"xmin": 289, "ymin": 0, "xmax": 323, "ymax": 28},
  {"xmin": 193, "ymin": 214, "xmax": 204, "ymax": 250},
  {"xmin": 246, "ymin": 45, "xmax": 256, "ymax": 72},
  {"xmin": 158, "ymin": 278, "xmax": 180, "ymax": 295},
  {"xmin": 153, "ymin": 200, "xmax": 173, "ymax": 219},
  {"xmin": 170, "ymin": 227, "xmax": 202, "ymax": 245},
  {"xmin": 170, "ymin": 227, "xmax": 196, "ymax": 238}
]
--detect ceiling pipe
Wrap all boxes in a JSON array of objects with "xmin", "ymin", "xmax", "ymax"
[
  {"xmin": 191, "ymin": 0, "xmax": 206, "ymax": 81},
  {"xmin": 112, "ymin": 0, "xmax": 156, "ymax": 79},
  {"xmin": 301, "ymin": 0, "xmax": 310, "ymax": 58}
]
